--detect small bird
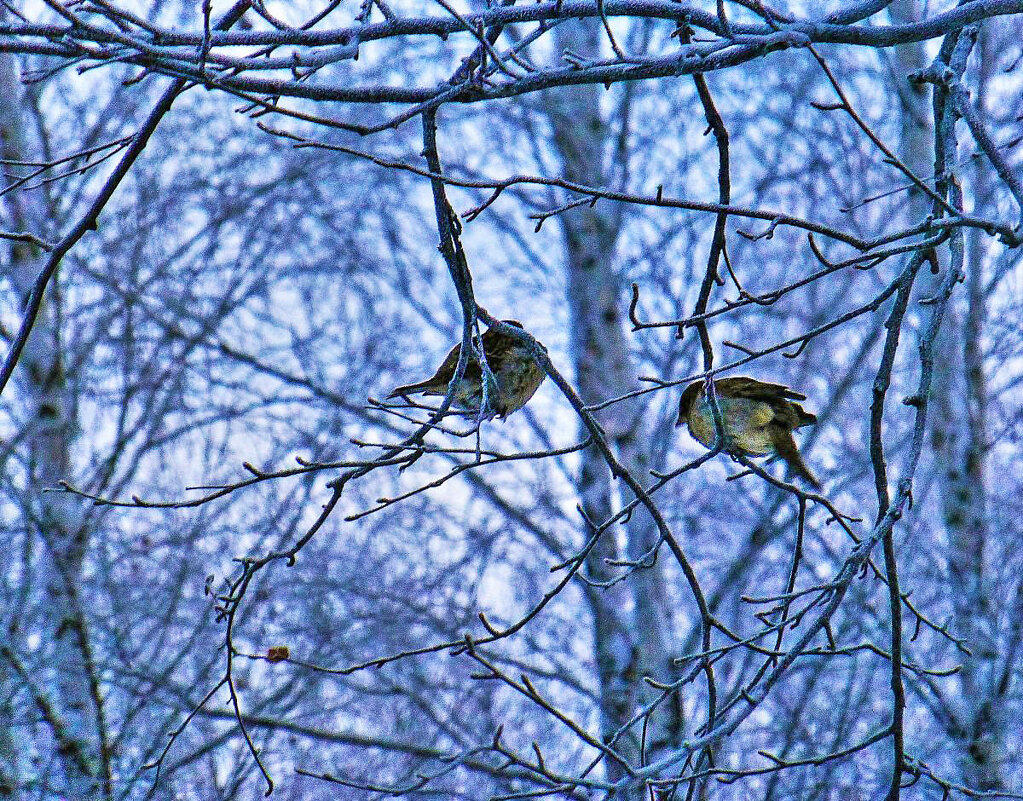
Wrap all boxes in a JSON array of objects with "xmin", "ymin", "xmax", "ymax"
[
  {"xmin": 677, "ymin": 376, "xmax": 820, "ymax": 488},
  {"xmin": 387, "ymin": 320, "xmax": 546, "ymax": 419}
]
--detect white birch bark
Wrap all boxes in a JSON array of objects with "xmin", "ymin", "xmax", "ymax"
[
  {"xmin": 889, "ymin": 3, "xmax": 1006, "ymax": 789},
  {"xmin": 0, "ymin": 42, "xmax": 104, "ymax": 799},
  {"xmin": 934, "ymin": 26, "xmax": 1006, "ymax": 791},
  {"xmin": 543, "ymin": 19, "xmax": 678, "ymax": 793}
]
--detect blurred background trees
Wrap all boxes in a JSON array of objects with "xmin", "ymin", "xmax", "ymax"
[{"xmin": 2, "ymin": 1, "xmax": 1023, "ymax": 799}]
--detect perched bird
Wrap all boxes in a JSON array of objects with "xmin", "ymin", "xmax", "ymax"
[
  {"xmin": 676, "ymin": 376, "xmax": 820, "ymax": 488},
  {"xmin": 387, "ymin": 320, "xmax": 545, "ymax": 419}
]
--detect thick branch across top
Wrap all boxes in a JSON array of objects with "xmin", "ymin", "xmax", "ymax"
[
  {"xmin": 4, "ymin": 1, "xmax": 1023, "ymax": 107},
  {"xmin": 7, "ymin": 0, "xmax": 1023, "ymax": 51}
]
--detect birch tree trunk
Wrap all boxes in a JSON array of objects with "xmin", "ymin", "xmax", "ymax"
[
  {"xmin": 933, "ymin": 25, "xmax": 1006, "ymax": 790},
  {"xmin": 0, "ymin": 43, "xmax": 105, "ymax": 799},
  {"xmin": 889, "ymin": 3, "xmax": 1006, "ymax": 789},
  {"xmin": 543, "ymin": 19, "xmax": 679, "ymax": 794}
]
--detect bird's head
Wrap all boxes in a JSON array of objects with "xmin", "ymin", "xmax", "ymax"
[{"xmin": 676, "ymin": 380, "xmax": 705, "ymax": 427}]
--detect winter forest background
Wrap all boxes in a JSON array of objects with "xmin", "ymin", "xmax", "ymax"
[{"xmin": 2, "ymin": 1, "xmax": 1023, "ymax": 799}]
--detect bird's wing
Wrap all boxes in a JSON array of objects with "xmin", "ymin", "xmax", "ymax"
[
  {"xmin": 479, "ymin": 326, "xmax": 541, "ymax": 377},
  {"xmin": 388, "ymin": 342, "xmax": 463, "ymax": 397},
  {"xmin": 479, "ymin": 328, "xmax": 512, "ymax": 372},
  {"xmin": 718, "ymin": 377, "xmax": 820, "ymax": 432},
  {"xmin": 716, "ymin": 376, "xmax": 808, "ymax": 402},
  {"xmin": 430, "ymin": 342, "xmax": 465, "ymax": 382}
]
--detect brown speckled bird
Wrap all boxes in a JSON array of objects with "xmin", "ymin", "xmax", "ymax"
[
  {"xmin": 676, "ymin": 376, "xmax": 820, "ymax": 488},
  {"xmin": 387, "ymin": 320, "xmax": 545, "ymax": 419}
]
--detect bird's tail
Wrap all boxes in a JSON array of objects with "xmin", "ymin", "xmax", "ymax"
[
  {"xmin": 387, "ymin": 380, "xmax": 443, "ymax": 399},
  {"xmin": 774, "ymin": 431, "xmax": 821, "ymax": 489}
]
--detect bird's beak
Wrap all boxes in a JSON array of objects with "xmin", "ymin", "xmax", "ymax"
[{"xmin": 675, "ymin": 400, "xmax": 686, "ymax": 428}]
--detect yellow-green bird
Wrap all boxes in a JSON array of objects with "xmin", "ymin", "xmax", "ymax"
[
  {"xmin": 677, "ymin": 376, "xmax": 820, "ymax": 488},
  {"xmin": 388, "ymin": 320, "xmax": 545, "ymax": 419}
]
